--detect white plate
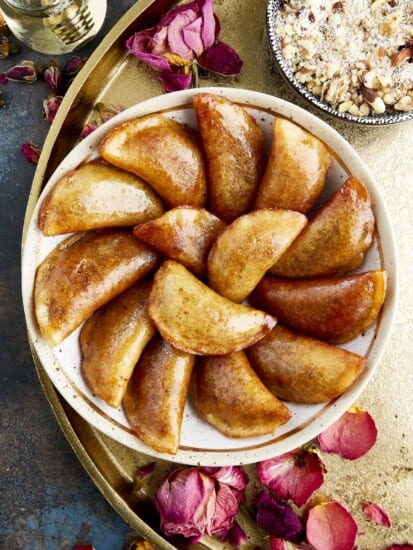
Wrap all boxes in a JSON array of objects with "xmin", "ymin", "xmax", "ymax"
[{"xmin": 22, "ymin": 87, "xmax": 397, "ymax": 466}]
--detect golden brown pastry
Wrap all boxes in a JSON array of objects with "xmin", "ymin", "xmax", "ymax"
[
  {"xmin": 148, "ymin": 260, "xmax": 276, "ymax": 355},
  {"xmin": 98, "ymin": 114, "xmax": 207, "ymax": 208},
  {"xmin": 123, "ymin": 335, "xmax": 195, "ymax": 454},
  {"xmin": 251, "ymin": 270, "xmax": 387, "ymax": 344},
  {"xmin": 269, "ymin": 176, "xmax": 375, "ymax": 278},
  {"xmin": 254, "ymin": 117, "xmax": 331, "ymax": 212},
  {"xmin": 34, "ymin": 229, "xmax": 159, "ymax": 346},
  {"xmin": 192, "ymin": 351, "xmax": 291, "ymax": 437},
  {"xmin": 207, "ymin": 208, "xmax": 307, "ymax": 302},
  {"xmin": 39, "ymin": 160, "xmax": 164, "ymax": 236},
  {"xmin": 133, "ymin": 206, "xmax": 225, "ymax": 275},
  {"xmin": 193, "ymin": 93, "xmax": 266, "ymax": 223},
  {"xmin": 247, "ymin": 324, "xmax": 366, "ymax": 403},
  {"xmin": 80, "ymin": 281, "xmax": 156, "ymax": 408}
]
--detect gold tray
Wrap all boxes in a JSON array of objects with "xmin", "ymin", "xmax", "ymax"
[{"xmin": 22, "ymin": 0, "xmax": 413, "ymax": 547}]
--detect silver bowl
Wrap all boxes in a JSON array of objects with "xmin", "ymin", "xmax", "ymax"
[{"xmin": 266, "ymin": 0, "xmax": 413, "ymax": 126}]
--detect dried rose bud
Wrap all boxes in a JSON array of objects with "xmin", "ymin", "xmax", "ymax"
[
  {"xmin": 73, "ymin": 545, "xmax": 96, "ymax": 550},
  {"xmin": 43, "ymin": 62, "xmax": 63, "ymax": 94},
  {"xmin": 0, "ymin": 60, "xmax": 38, "ymax": 83},
  {"xmin": 80, "ymin": 122, "xmax": 99, "ymax": 138},
  {"xmin": 43, "ymin": 95, "xmax": 63, "ymax": 124},
  {"xmin": 62, "ymin": 55, "xmax": 85, "ymax": 76},
  {"xmin": 21, "ymin": 142, "xmax": 41, "ymax": 164},
  {"xmin": 0, "ymin": 35, "xmax": 9, "ymax": 59},
  {"xmin": 94, "ymin": 102, "xmax": 124, "ymax": 123}
]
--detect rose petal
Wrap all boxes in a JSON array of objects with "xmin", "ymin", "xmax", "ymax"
[
  {"xmin": 126, "ymin": 31, "xmax": 170, "ymax": 72},
  {"xmin": 155, "ymin": 468, "xmax": 216, "ymax": 538},
  {"xmin": 363, "ymin": 502, "xmax": 391, "ymax": 527},
  {"xmin": 306, "ymin": 501, "xmax": 358, "ymax": 550},
  {"xmin": 205, "ymin": 466, "xmax": 248, "ymax": 500},
  {"xmin": 269, "ymin": 536, "xmax": 308, "ymax": 550},
  {"xmin": 226, "ymin": 521, "xmax": 248, "ymax": 547},
  {"xmin": 200, "ymin": 0, "xmax": 216, "ymax": 49},
  {"xmin": 257, "ymin": 447, "xmax": 326, "ymax": 507},
  {"xmin": 159, "ymin": 69, "xmax": 192, "ymax": 92},
  {"xmin": 255, "ymin": 491, "xmax": 305, "ymax": 543},
  {"xmin": 21, "ymin": 142, "xmax": 41, "ymax": 164},
  {"xmin": 182, "ymin": 17, "xmax": 204, "ymax": 57},
  {"xmin": 167, "ymin": 8, "xmax": 199, "ymax": 59},
  {"xmin": 210, "ymin": 481, "xmax": 239, "ymax": 538},
  {"xmin": 318, "ymin": 408, "xmax": 378, "ymax": 460},
  {"xmin": 198, "ymin": 41, "xmax": 243, "ymax": 74}
]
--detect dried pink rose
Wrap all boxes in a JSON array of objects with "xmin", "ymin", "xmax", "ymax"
[
  {"xmin": 43, "ymin": 62, "xmax": 63, "ymax": 95},
  {"xmin": 269, "ymin": 536, "xmax": 308, "ymax": 550},
  {"xmin": 0, "ymin": 60, "xmax": 37, "ymax": 83},
  {"xmin": 94, "ymin": 102, "xmax": 124, "ymax": 123},
  {"xmin": 318, "ymin": 407, "xmax": 378, "ymax": 460},
  {"xmin": 306, "ymin": 501, "xmax": 358, "ymax": 550},
  {"xmin": 257, "ymin": 446, "xmax": 326, "ymax": 507},
  {"xmin": 43, "ymin": 95, "xmax": 63, "ymax": 124},
  {"xmin": 154, "ymin": 466, "xmax": 247, "ymax": 539},
  {"xmin": 363, "ymin": 502, "xmax": 391, "ymax": 527},
  {"xmin": 21, "ymin": 142, "xmax": 41, "ymax": 164},
  {"xmin": 126, "ymin": 0, "xmax": 242, "ymax": 92},
  {"xmin": 204, "ymin": 466, "xmax": 248, "ymax": 503},
  {"xmin": 255, "ymin": 491, "xmax": 305, "ymax": 543},
  {"xmin": 80, "ymin": 122, "xmax": 99, "ymax": 138},
  {"xmin": 225, "ymin": 521, "xmax": 248, "ymax": 547}
]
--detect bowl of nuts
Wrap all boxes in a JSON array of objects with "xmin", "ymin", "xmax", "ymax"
[{"xmin": 267, "ymin": 0, "xmax": 413, "ymax": 125}]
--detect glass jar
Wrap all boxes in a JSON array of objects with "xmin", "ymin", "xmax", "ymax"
[{"xmin": 0, "ymin": 0, "xmax": 107, "ymax": 54}]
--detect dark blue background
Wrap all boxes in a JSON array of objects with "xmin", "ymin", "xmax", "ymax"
[{"xmin": 0, "ymin": 2, "xmax": 144, "ymax": 548}]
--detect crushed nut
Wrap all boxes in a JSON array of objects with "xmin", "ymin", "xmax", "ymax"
[{"xmin": 274, "ymin": 0, "xmax": 413, "ymax": 115}]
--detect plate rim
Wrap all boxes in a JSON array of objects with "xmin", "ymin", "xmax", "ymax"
[{"xmin": 21, "ymin": 86, "xmax": 398, "ymax": 466}]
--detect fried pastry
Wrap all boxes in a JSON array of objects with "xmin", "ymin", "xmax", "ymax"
[
  {"xmin": 133, "ymin": 206, "xmax": 225, "ymax": 275},
  {"xmin": 80, "ymin": 281, "xmax": 156, "ymax": 408},
  {"xmin": 148, "ymin": 260, "xmax": 276, "ymax": 355},
  {"xmin": 39, "ymin": 160, "xmax": 164, "ymax": 236},
  {"xmin": 254, "ymin": 117, "xmax": 331, "ymax": 212},
  {"xmin": 193, "ymin": 93, "xmax": 266, "ymax": 223},
  {"xmin": 269, "ymin": 177, "xmax": 375, "ymax": 278},
  {"xmin": 247, "ymin": 324, "xmax": 366, "ymax": 403},
  {"xmin": 251, "ymin": 270, "xmax": 387, "ymax": 344},
  {"xmin": 34, "ymin": 229, "xmax": 159, "ymax": 346},
  {"xmin": 98, "ymin": 114, "xmax": 207, "ymax": 208},
  {"xmin": 123, "ymin": 335, "xmax": 195, "ymax": 454},
  {"xmin": 192, "ymin": 351, "xmax": 291, "ymax": 437},
  {"xmin": 207, "ymin": 208, "xmax": 307, "ymax": 302}
]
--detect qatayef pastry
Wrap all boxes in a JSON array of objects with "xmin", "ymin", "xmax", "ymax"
[
  {"xmin": 34, "ymin": 229, "xmax": 158, "ymax": 346},
  {"xmin": 251, "ymin": 270, "xmax": 387, "ymax": 344},
  {"xmin": 123, "ymin": 335, "xmax": 195, "ymax": 454},
  {"xmin": 247, "ymin": 324, "xmax": 366, "ymax": 403},
  {"xmin": 254, "ymin": 117, "xmax": 331, "ymax": 213},
  {"xmin": 192, "ymin": 351, "xmax": 291, "ymax": 437},
  {"xmin": 194, "ymin": 93, "xmax": 266, "ymax": 223},
  {"xmin": 39, "ymin": 160, "xmax": 164, "ymax": 236},
  {"xmin": 81, "ymin": 281, "xmax": 156, "ymax": 408},
  {"xmin": 269, "ymin": 177, "xmax": 375, "ymax": 278},
  {"xmin": 98, "ymin": 114, "xmax": 207, "ymax": 208}
]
